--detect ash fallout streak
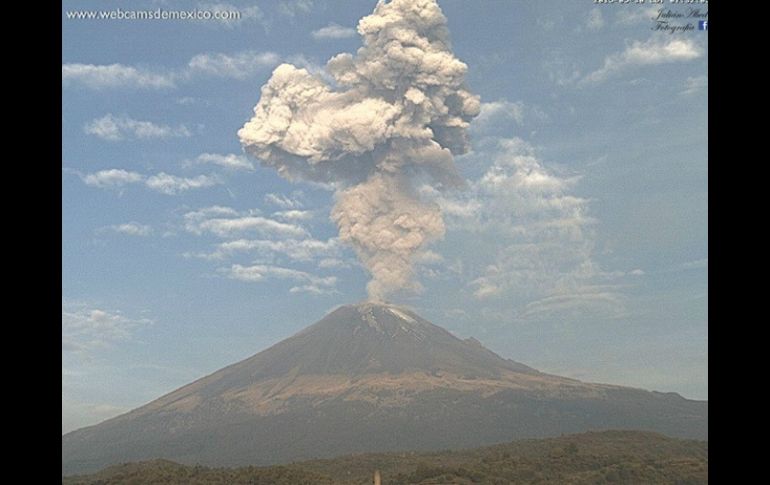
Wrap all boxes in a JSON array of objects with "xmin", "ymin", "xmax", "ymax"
[{"xmin": 238, "ymin": 0, "xmax": 480, "ymax": 300}]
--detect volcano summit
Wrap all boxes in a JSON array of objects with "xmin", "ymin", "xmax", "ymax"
[{"xmin": 62, "ymin": 303, "xmax": 707, "ymax": 475}]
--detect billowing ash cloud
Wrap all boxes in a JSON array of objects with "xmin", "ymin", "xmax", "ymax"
[{"xmin": 239, "ymin": 0, "xmax": 479, "ymax": 300}]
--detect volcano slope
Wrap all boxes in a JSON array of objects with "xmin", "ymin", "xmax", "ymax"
[{"xmin": 62, "ymin": 302, "xmax": 707, "ymax": 475}]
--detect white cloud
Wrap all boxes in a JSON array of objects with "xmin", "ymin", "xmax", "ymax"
[
  {"xmin": 586, "ymin": 9, "xmax": 604, "ymax": 31},
  {"xmin": 104, "ymin": 222, "xmax": 153, "ymax": 237},
  {"xmin": 273, "ymin": 209, "xmax": 313, "ymax": 221},
  {"xmin": 180, "ymin": 204, "xmax": 343, "ymax": 276},
  {"xmin": 187, "ymin": 50, "xmax": 280, "ymax": 79},
  {"xmin": 477, "ymin": 141, "xmax": 576, "ymax": 196},
  {"xmin": 183, "ymin": 205, "xmax": 239, "ymax": 221},
  {"xmin": 414, "ymin": 250, "xmax": 444, "ymax": 265},
  {"xmin": 64, "ymin": 49, "xmax": 281, "ymax": 91},
  {"xmin": 583, "ymin": 36, "xmax": 702, "ymax": 84},
  {"xmin": 183, "ymin": 206, "xmax": 307, "ymax": 238},
  {"xmin": 80, "ymin": 170, "xmax": 220, "ymax": 195},
  {"xmin": 426, "ymin": 137, "xmax": 625, "ymax": 320},
  {"xmin": 475, "ymin": 100, "xmax": 525, "ymax": 126},
  {"xmin": 421, "ymin": 190, "xmax": 481, "ymax": 218},
  {"xmin": 226, "ymin": 264, "xmax": 337, "ymax": 294},
  {"xmin": 193, "ymin": 237, "xmax": 338, "ymax": 262},
  {"xmin": 83, "ymin": 114, "xmax": 191, "ymax": 141},
  {"xmin": 82, "ymin": 169, "xmax": 143, "ymax": 188},
  {"xmin": 681, "ymin": 75, "xmax": 708, "ymax": 96},
  {"xmin": 472, "ymin": 278, "xmax": 502, "ymax": 300},
  {"xmin": 199, "ymin": 217, "xmax": 306, "ymax": 238},
  {"xmin": 264, "ymin": 193, "xmax": 303, "ymax": 209},
  {"xmin": 289, "ymin": 285, "xmax": 328, "ymax": 294},
  {"xmin": 62, "ymin": 302, "xmax": 152, "ymax": 353},
  {"xmin": 196, "ymin": 153, "xmax": 254, "ymax": 171},
  {"xmin": 312, "ymin": 23, "xmax": 356, "ymax": 39},
  {"xmin": 145, "ymin": 173, "xmax": 221, "ymax": 195},
  {"xmin": 318, "ymin": 257, "xmax": 351, "ymax": 269},
  {"xmin": 62, "ymin": 63, "xmax": 175, "ymax": 89}
]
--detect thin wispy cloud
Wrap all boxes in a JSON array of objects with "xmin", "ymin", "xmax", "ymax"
[
  {"xmin": 475, "ymin": 100, "xmax": 525, "ymax": 126},
  {"xmin": 84, "ymin": 114, "xmax": 191, "ymax": 141},
  {"xmin": 520, "ymin": 290, "xmax": 628, "ymax": 322},
  {"xmin": 277, "ymin": 0, "xmax": 314, "ymax": 17},
  {"xmin": 272, "ymin": 210, "xmax": 313, "ymax": 221},
  {"xmin": 63, "ymin": 49, "xmax": 282, "ymax": 89},
  {"xmin": 195, "ymin": 153, "xmax": 254, "ymax": 171},
  {"xmin": 681, "ymin": 75, "xmax": 708, "ymax": 96},
  {"xmin": 470, "ymin": 99, "xmax": 550, "ymax": 135},
  {"xmin": 62, "ymin": 302, "xmax": 152, "ymax": 354},
  {"xmin": 82, "ymin": 169, "xmax": 144, "ymax": 188},
  {"xmin": 188, "ymin": 237, "xmax": 339, "ymax": 262},
  {"xmin": 226, "ymin": 263, "xmax": 337, "ymax": 294},
  {"xmin": 197, "ymin": 216, "xmax": 306, "ymax": 238},
  {"xmin": 423, "ymin": 136, "xmax": 625, "ymax": 321},
  {"xmin": 264, "ymin": 193, "xmax": 304, "ymax": 209},
  {"xmin": 318, "ymin": 257, "xmax": 351, "ymax": 269},
  {"xmin": 582, "ymin": 36, "xmax": 702, "ymax": 84},
  {"xmin": 586, "ymin": 9, "xmax": 604, "ymax": 31},
  {"xmin": 187, "ymin": 50, "xmax": 281, "ymax": 79},
  {"xmin": 80, "ymin": 169, "xmax": 221, "ymax": 195},
  {"xmin": 102, "ymin": 222, "xmax": 153, "ymax": 237},
  {"xmin": 183, "ymin": 206, "xmax": 308, "ymax": 238},
  {"xmin": 175, "ymin": 96, "xmax": 209, "ymax": 106},
  {"xmin": 180, "ymin": 199, "xmax": 350, "ymax": 282},
  {"xmin": 543, "ymin": 53, "xmax": 582, "ymax": 87},
  {"xmin": 145, "ymin": 173, "xmax": 222, "ymax": 195},
  {"xmin": 62, "ymin": 64, "xmax": 175, "ymax": 89},
  {"xmin": 472, "ymin": 99, "xmax": 550, "ymax": 132},
  {"xmin": 312, "ymin": 23, "xmax": 356, "ymax": 39}
]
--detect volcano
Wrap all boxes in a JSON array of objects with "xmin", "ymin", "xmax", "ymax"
[{"xmin": 62, "ymin": 302, "xmax": 707, "ymax": 475}]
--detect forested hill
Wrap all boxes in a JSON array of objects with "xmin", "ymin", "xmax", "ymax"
[{"xmin": 64, "ymin": 430, "xmax": 708, "ymax": 484}]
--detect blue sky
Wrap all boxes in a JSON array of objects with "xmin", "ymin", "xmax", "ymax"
[{"xmin": 62, "ymin": 0, "xmax": 708, "ymax": 433}]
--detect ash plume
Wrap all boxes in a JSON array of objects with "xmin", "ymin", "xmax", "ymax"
[{"xmin": 238, "ymin": 0, "xmax": 479, "ymax": 300}]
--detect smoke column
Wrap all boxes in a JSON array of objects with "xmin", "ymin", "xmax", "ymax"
[{"xmin": 238, "ymin": 0, "xmax": 479, "ymax": 300}]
